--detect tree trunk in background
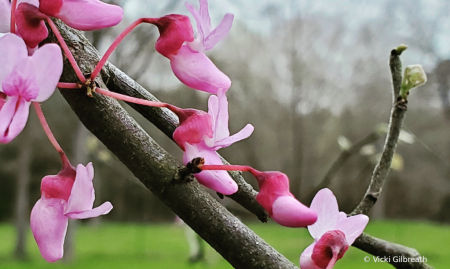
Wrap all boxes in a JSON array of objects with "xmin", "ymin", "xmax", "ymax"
[
  {"xmin": 63, "ymin": 122, "xmax": 89, "ymax": 262},
  {"xmin": 14, "ymin": 127, "xmax": 32, "ymax": 260}
]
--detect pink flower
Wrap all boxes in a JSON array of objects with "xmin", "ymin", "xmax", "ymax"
[
  {"xmin": 0, "ymin": 33, "xmax": 62, "ymax": 143},
  {"xmin": 172, "ymin": 89, "xmax": 253, "ymax": 195},
  {"xmin": 31, "ymin": 160, "xmax": 113, "ymax": 262},
  {"xmin": 150, "ymin": 0, "xmax": 232, "ymax": 94},
  {"xmin": 14, "ymin": 0, "xmax": 123, "ymax": 48},
  {"xmin": 300, "ymin": 188, "xmax": 369, "ymax": 269},
  {"xmin": 251, "ymin": 170, "xmax": 318, "ymax": 227}
]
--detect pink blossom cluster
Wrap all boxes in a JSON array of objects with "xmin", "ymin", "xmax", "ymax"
[{"xmin": 0, "ymin": 0, "xmax": 370, "ymax": 267}]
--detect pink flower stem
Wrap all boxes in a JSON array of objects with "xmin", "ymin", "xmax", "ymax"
[
  {"xmin": 46, "ymin": 17, "xmax": 86, "ymax": 84},
  {"xmin": 57, "ymin": 82, "xmax": 79, "ymax": 89},
  {"xmin": 95, "ymin": 88, "xmax": 178, "ymax": 110},
  {"xmin": 33, "ymin": 102, "xmax": 65, "ymax": 156},
  {"xmin": 90, "ymin": 18, "xmax": 158, "ymax": 80},
  {"xmin": 201, "ymin": 164, "xmax": 258, "ymax": 174},
  {"xmin": 326, "ymin": 254, "xmax": 338, "ymax": 269},
  {"xmin": 10, "ymin": 0, "xmax": 17, "ymax": 33}
]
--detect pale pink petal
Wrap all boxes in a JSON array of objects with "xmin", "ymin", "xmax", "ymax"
[
  {"xmin": 0, "ymin": 34, "xmax": 27, "ymax": 85},
  {"xmin": 0, "ymin": 0, "xmax": 11, "ymax": 33},
  {"xmin": 170, "ymin": 45, "xmax": 231, "ymax": 94},
  {"xmin": 271, "ymin": 196, "xmax": 317, "ymax": 227},
  {"xmin": 212, "ymin": 124, "xmax": 254, "ymax": 150},
  {"xmin": 0, "ymin": 96, "xmax": 30, "ymax": 143},
  {"xmin": 183, "ymin": 142, "xmax": 238, "ymax": 195},
  {"xmin": 185, "ymin": 2, "xmax": 205, "ymax": 44},
  {"xmin": 212, "ymin": 89, "xmax": 229, "ymax": 141},
  {"xmin": 66, "ymin": 201, "xmax": 112, "ymax": 219},
  {"xmin": 32, "ymin": 43, "xmax": 63, "ymax": 102},
  {"xmin": 30, "ymin": 198, "xmax": 68, "ymax": 263},
  {"xmin": 335, "ymin": 214, "xmax": 369, "ymax": 245},
  {"xmin": 207, "ymin": 93, "xmax": 218, "ymax": 129},
  {"xmin": 203, "ymin": 13, "xmax": 233, "ymax": 50},
  {"xmin": 15, "ymin": 3, "xmax": 48, "ymax": 48},
  {"xmin": 300, "ymin": 243, "xmax": 321, "ymax": 269},
  {"xmin": 56, "ymin": 0, "xmax": 123, "ymax": 31},
  {"xmin": 17, "ymin": 0, "xmax": 39, "ymax": 7},
  {"xmin": 308, "ymin": 188, "xmax": 340, "ymax": 239},
  {"xmin": 338, "ymin": 211, "xmax": 347, "ymax": 222},
  {"xmin": 65, "ymin": 163, "xmax": 95, "ymax": 214},
  {"xmin": 2, "ymin": 58, "xmax": 39, "ymax": 100}
]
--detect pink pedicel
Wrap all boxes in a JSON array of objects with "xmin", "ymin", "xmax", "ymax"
[
  {"xmin": 300, "ymin": 188, "xmax": 369, "ymax": 269},
  {"xmin": 31, "ymin": 156, "xmax": 112, "ymax": 262},
  {"xmin": 0, "ymin": 34, "xmax": 62, "ymax": 143}
]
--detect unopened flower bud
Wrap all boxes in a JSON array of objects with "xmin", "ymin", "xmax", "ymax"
[{"xmin": 400, "ymin": 64, "xmax": 427, "ymax": 98}]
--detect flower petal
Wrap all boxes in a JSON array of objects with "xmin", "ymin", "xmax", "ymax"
[
  {"xmin": 66, "ymin": 201, "xmax": 112, "ymax": 219},
  {"xmin": 271, "ymin": 196, "xmax": 317, "ymax": 227},
  {"xmin": 15, "ymin": 3, "xmax": 48, "ymax": 48},
  {"xmin": 2, "ymin": 58, "xmax": 39, "ymax": 100},
  {"xmin": 172, "ymin": 109, "xmax": 213, "ymax": 150},
  {"xmin": 212, "ymin": 124, "xmax": 254, "ymax": 150},
  {"xmin": 0, "ymin": 34, "xmax": 27, "ymax": 85},
  {"xmin": 31, "ymin": 43, "xmax": 62, "ymax": 102},
  {"xmin": 183, "ymin": 142, "xmax": 238, "ymax": 195},
  {"xmin": 30, "ymin": 198, "xmax": 68, "ymax": 263},
  {"xmin": 0, "ymin": 0, "xmax": 11, "ymax": 33},
  {"xmin": 308, "ymin": 188, "xmax": 340, "ymax": 239},
  {"xmin": 203, "ymin": 13, "xmax": 233, "ymax": 50},
  {"xmin": 65, "ymin": 163, "xmax": 95, "ymax": 214},
  {"xmin": 300, "ymin": 243, "xmax": 321, "ymax": 269},
  {"xmin": 207, "ymin": 93, "xmax": 218, "ymax": 129},
  {"xmin": 0, "ymin": 96, "xmax": 30, "ymax": 143},
  {"xmin": 56, "ymin": 0, "xmax": 123, "ymax": 31},
  {"xmin": 170, "ymin": 45, "xmax": 231, "ymax": 94},
  {"xmin": 335, "ymin": 214, "xmax": 369, "ymax": 245},
  {"xmin": 212, "ymin": 89, "xmax": 229, "ymax": 141}
]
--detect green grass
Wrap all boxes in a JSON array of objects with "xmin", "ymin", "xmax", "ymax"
[{"xmin": 0, "ymin": 220, "xmax": 447, "ymax": 268}]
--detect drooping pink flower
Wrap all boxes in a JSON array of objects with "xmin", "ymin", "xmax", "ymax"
[
  {"xmin": 0, "ymin": 33, "xmax": 62, "ymax": 143},
  {"xmin": 300, "ymin": 188, "xmax": 369, "ymax": 269},
  {"xmin": 31, "ymin": 158, "xmax": 113, "ymax": 262},
  {"xmin": 14, "ymin": 0, "xmax": 123, "ymax": 48},
  {"xmin": 149, "ymin": 0, "xmax": 233, "ymax": 94},
  {"xmin": 251, "ymin": 170, "xmax": 317, "ymax": 227},
  {"xmin": 172, "ymin": 89, "xmax": 253, "ymax": 195}
]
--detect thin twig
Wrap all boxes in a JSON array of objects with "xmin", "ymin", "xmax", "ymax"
[{"xmin": 351, "ymin": 47, "xmax": 408, "ymax": 216}]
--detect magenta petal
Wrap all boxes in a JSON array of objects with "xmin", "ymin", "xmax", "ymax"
[
  {"xmin": 66, "ymin": 201, "xmax": 112, "ymax": 219},
  {"xmin": 170, "ymin": 45, "xmax": 231, "ymax": 94},
  {"xmin": 32, "ymin": 43, "xmax": 63, "ymax": 102},
  {"xmin": 300, "ymin": 243, "xmax": 321, "ymax": 269},
  {"xmin": 183, "ymin": 143, "xmax": 238, "ymax": 195},
  {"xmin": 203, "ymin": 13, "xmax": 233, "ymax": 50},
  {"xmin": 0, "ymin": 0, "xmax": 10, "ymax": 33},
  {"xmin": 335, "ymin": 214, "xmax": 369, "ymax": 245},
  {"xmin": 65, "ymin": 163, "xmax": 95, "ymax": 214},
  {"xmin": 213, "ymin": 124, "xmax": 254, "ymax": 150},
  {"xmin": 0, "ymin": 34, "xmax": 27, "ymax": 85},
  {"xmin": 308, "ymin": 188, "xmax": 340, "ymax": 239},
  {"xmin": 0, "ymin": 96, "xmax": 30, "ymax": 143},
  {"xmin": 15, "ymin": 3, "xmax": 48, "ymax": 48},
  {"xmin": 271, "ymin": 196, "xmax": 317, "ymax": 227},
  {"xmin": 56, "ymin": 0, "xmax": 123, "ymax": 31},
  {"xmin": 30, "ymin": 198, "xmax": 68, "ymax": 263}
]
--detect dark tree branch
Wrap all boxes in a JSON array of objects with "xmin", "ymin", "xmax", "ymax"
[
  {"xmin": 48, "ymin": 18, "xmax": 268, "ymax": 222},
  {"xmin": 353, "ymin": 233, "xmax": 433, "ymax": 269},
  {"xmin": 351, "ymin": 47, "xmax": 408, "ymax": 216},
  {"xmin": 47, "ymin": 19, "xmax": 294, "ymax": 269}
]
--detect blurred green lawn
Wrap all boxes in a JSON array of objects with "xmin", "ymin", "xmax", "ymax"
[{"xmin": 0, "ymin": 220, "xmax": 447, "ymax": 268}]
